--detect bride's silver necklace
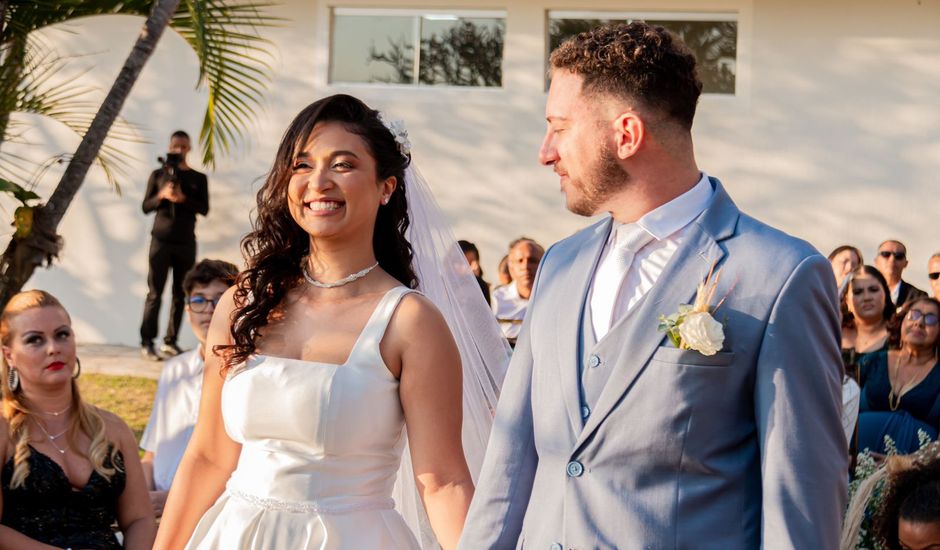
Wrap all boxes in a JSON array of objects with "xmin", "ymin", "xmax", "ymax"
[
  {"xmin": 302, "ymin": 260, "xmax": 379, "ymax": 289},
  {"xmin": 34, "ymin": 419, "xmax": 69, "ymax": 454}
]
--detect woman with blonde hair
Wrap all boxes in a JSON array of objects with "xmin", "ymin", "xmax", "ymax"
[{"xmin": 0, "ymin": 290, "xmax": 155, "ymax": 549}]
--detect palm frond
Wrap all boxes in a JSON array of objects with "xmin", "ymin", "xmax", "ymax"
[
  {"xmin": 2, "ymin": 35, "xmax": 144, "ymax": 192},
  {"xmin": 5, "ymin": 1, "xmax": 280, "ymax": 168},
  {"xmin": 170, "ymin": 0, "xmax": 280, "ymax": 167},
  {"xmin": 3, "ymin": 0, "xmax": 153, "ymax": 38}
]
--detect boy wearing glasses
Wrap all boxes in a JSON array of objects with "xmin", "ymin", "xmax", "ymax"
[
  {"xmin": 139, "ymin": 258, "xmax": 238, "ymax": 517},
  {"xmin": 875, "ymin": 239, "xmax": 927, "ymax": 307}
]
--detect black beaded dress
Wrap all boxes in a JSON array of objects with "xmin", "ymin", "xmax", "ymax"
[{"xmin": 1, "ymin": 445, "xmax": 125, "ymax": 549}]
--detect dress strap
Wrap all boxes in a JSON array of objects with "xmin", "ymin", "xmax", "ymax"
[{"xmin": 345, "ymin": 286, "xmax": 416, "ymax": 368}]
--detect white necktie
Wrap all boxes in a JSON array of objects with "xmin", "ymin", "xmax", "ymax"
[{"xmin": 591, "ymin": 224, "xmax": 654, "ymax": 340}]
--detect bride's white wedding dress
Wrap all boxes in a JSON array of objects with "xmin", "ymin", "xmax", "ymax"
[{"xmin": 185, "ymin": 286, "xmax": 421, "ymax": 549}]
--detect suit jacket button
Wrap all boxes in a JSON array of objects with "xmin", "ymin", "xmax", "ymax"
[
  {"xmin": 566, "ymin": 460, "xmax": 584, "ymax": 477},
  {"xmin": 550, "ymin": 544, "xmax": 563, "ymax": 550},
  {"xmin": 588, "ymin": 354, "xmax": 601, "ymax": 368},
  {"xmin": 581, "ymin": 405, "xmax": 591, "ymax": 419}
]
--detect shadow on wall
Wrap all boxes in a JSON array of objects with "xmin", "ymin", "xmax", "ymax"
[
  {"xmin": 10, "ymin": 0, "xmax": 940, "ymax": 343},
  {"xmin": 695, "ymin": 3, "xmax": 940, "ymax": 287}
]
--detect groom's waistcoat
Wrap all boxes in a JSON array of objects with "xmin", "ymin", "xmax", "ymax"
[
  {"xmin": 459, "ymin": 179, "xmax": 848, "ymax": 550},
  {"xmin": 579, "ymin": 299, "xmax": 633, "ymax": 417}
]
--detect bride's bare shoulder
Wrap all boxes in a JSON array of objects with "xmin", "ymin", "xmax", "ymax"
[{"xmin": 387, "ymin": 291, "xmax": 451, "ymax": 342}]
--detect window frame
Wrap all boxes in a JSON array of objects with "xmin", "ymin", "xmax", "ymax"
[
  {"xmin": 329, "ymin": 7, "xmax": 509, "ymax": 89},
  {"xmin": 546, "ymin": 10, "xmax": 741, "ymax": 97}
]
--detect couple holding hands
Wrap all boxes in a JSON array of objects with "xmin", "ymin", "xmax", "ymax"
[{"xmin": 2, "ymin": 21, "xmax": 848, "ymax": 550}]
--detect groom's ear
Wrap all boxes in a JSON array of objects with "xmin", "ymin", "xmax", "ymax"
[{"xmin": 613, "ymin": 111, "xmax": 645, "ymax": 160}]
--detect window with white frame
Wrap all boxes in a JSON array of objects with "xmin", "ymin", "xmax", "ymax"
[
  {"xmin": 330, "ymin": 8, "xmax": 506, "ymax": 87},
  {"xmin": 548, "ymin": 11, "xmax": 738, "ymax": 94}
]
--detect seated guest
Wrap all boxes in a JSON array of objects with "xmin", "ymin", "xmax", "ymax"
[
  {"xmin": 876, "ymin": 239, "xmax": 927, "ymax": 308},
  {"xmin": 929, "ymin": 252, "xmax": 940, "ymax": 301},
  {"xmin": 858, "ymin": 297, "xmax": 940, "ymax": 455},
  {"xmin": 872, "ymin": 446, "xmax": 940, "ymax": 550},
  {"xmin": 842, "ymin": 265, "xmax": 896, "ymax": 361},
  {"xmin": 140, "ymin": 259, "xmax": 238, "ymax": 517},
  {"xmin": 491, "ymin": 237, "xmax": 543, "ymax": 346},
  {"xmin": 458, "ymin": 240, "xmax": 491, "ymax": 305},
  {"xmin": 496, "ymin": 254, "xmax": 512, "ymax": 286},
  {"xmin": 0, "ymin": 290, "xmax": 155, "ymax": 548},
  {"xmin": 828, "ymin": 245, "xmax": 863, "ymax": 293}
]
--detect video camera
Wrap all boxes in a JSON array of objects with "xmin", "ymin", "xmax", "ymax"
[{"xmin": 156, "ymin": 153, "xmax": 184, "ymax": 184}]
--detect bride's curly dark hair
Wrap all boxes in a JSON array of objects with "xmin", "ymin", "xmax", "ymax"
[{"xmin": 221, "ymin": 94, "xmax": 416, "ymax": 370}]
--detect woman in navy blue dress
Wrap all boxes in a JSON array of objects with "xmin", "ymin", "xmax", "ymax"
[{"xmin": 858, "ymin": 297, "xmax": 940, "ymax": 454}]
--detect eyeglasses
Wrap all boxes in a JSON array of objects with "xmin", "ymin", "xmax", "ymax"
[
  {"xmin": 929, "ymin": 272, "xmax": 940, "ymax": 280},
  {"xmin": 879, "ymin": 250, "xmax": 906, "ymax": 260},
  {"xmin": 187, "ymin": 296, "xmax": 220, "ymax": 313},
  {"xmin": 907, "ymin": 309, "xmax": 940, "ymax": 326}
]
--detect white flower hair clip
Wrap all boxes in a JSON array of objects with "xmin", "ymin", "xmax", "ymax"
[{"xmin": 379, "ymin": 113, "xmax": 411, "ymax": 157}]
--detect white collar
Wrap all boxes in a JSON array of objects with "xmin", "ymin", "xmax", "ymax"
[{"xmin": 610, "ymin": 172, "xmax": 714, "ymax": 243}]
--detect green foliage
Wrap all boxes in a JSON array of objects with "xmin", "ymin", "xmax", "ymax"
[
  {"xmin": 847, "ymin": 431, "xmax": 935, "ymax": 550},
  {"xmin": 657, "ymin": 304, "xmax": 693, "ymax": 348},
  {"xmin": 169, "ymin": 0, "xmax": 279, "ymax": 166},
  {"xmin": 0, "ymin": 0, "xmax": 279, "ymax": 197}
]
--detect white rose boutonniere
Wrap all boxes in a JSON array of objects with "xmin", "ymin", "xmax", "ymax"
[{"xmin": 658, "ymin": 264, "xmax": 728, "ymax": 356}]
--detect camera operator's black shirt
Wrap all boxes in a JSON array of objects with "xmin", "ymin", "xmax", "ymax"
[{"xmin": 141, "ymin": 167, "xmax": 209, "ymax": 243}]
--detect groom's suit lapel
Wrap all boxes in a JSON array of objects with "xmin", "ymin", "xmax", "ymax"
[
  {"xmin": 573, "ymin": 179, "xmax": 740, "ymax": 452},
  {"xmin": 555, "ymin": 218, "xmax": 612, "ymax": 436}
]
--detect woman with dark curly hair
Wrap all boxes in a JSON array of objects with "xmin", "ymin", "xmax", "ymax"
[
  {"xmin": 873, "ymin": 449, "xmax": 940, "ymax": 550},
  {"xmin": 154, "ymin": 95, "xmax": 508, "ymax": 549},
  {"xmin": 858, "ymin": 297, "xmax": 940, "ymax": 455}
]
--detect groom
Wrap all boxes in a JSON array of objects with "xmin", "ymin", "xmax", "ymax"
[{"xmin": 460, "ymin": 22, "xmax": 847, "ymax": 549}]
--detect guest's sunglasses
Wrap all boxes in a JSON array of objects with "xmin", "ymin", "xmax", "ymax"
[
  {"xmin": 929, "ymin": 272, "xmax": 940, "ymax": 280},
  {"xmin": 187, "ymin": 296, "xmax": 221, "ymax": 313},
  {"xmin": 879, "ymin": 250, "xmax": 906, "ymax": 260},
  {"xmin": 907, "ymin": 309, "xmax": 940, "ymax": 326}
]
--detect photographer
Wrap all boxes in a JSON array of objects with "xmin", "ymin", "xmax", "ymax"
[{"xmin": 140, "ymin": 130, "xmax": 209, "ymax": 361}]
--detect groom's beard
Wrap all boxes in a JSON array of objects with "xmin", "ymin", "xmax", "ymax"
[{"xmin": 567, "ymin": 143, "xmax": 630, "ymax": 217}]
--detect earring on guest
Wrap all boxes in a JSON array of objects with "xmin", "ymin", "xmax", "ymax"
[
  {"xmin": 7, "ymin": 366, "xmax": 19, "ymax": 391},
  {"xmin": 73, "ymin": 357, "xmax": 81, "ymax": 380}
]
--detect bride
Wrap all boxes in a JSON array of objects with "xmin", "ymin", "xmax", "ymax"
[{"xmin": 153, "ymin": 94, "xmax": 509, "ymax": 549}]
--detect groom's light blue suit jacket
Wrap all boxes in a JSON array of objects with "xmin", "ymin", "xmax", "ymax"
[{"xmin": 460, "ymin": 179, "xmax": 848, "ymax": 549}]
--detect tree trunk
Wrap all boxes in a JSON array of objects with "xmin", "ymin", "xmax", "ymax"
[
  {"xmin": 0, "ymin": 32, "xmax": 28, "ymax": 149},
  {"xmin": 0, "ymin": 0, "xmax": 182, "ymax": 309}
]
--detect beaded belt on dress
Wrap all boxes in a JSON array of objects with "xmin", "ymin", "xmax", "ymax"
[{"xmin": 228, "ymin": 488, "xmax": 395, "ymax": 514}]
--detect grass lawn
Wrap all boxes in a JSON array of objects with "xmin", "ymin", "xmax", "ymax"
[{"xmin": 77, "ymin": 374, "xmax": 157, "ymax": 443}]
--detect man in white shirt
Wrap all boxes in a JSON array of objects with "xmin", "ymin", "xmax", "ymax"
[
  {"xmin": 491, "ymin": 237, "xmax": 543, "ymax": 345},
  {"xmin": 140, "ymin": 258, "xmax": 237, "ymax": 516},
  {"xmin": 462, "ymin": 21, "xmax": 846, "ymax": 549}
]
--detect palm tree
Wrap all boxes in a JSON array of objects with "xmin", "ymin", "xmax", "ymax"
[{"xmin": 0, "ymin": 0, "xmax": 278, "ymax": 306}]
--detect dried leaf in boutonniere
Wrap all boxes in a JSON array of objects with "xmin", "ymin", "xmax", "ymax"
[{"xmin": 657, "ymin": 263, "xmax": 728, "ymax": 356}]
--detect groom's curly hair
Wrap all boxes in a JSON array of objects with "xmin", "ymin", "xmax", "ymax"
[{"xmin": 550, "ymin": 21, "xmax": 702, "ymax": 129}]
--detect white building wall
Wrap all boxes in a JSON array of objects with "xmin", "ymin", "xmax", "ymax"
[{"xmin": 7, "ymin": 0, "xmax": 939, "ymax": 345}]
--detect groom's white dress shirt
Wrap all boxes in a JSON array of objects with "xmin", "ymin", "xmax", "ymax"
[{"xmin": 589, "ymin": 172, "xmax": 714, "ymax": 339}]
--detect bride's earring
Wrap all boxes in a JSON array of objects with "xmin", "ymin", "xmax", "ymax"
[
  {"xmin": 381, "ymin": 196, "xmax": 390, "ymax": 205},
  {"xmin": 7, "ymin": 366, "xmax": 19, "ymax": 392}
]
